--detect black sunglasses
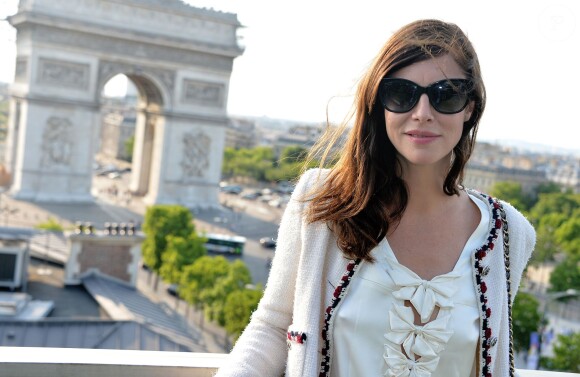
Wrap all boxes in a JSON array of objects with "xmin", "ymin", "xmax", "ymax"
[{"xmin": 379, "ymin": 78, "xmax": 472, "ymax": 114}]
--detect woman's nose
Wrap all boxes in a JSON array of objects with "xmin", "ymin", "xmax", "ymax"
[{"xmin": 412, "ymin": 93, "xmax": 434, "ymax": 122}]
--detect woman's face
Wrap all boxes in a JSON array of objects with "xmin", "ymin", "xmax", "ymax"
[{"xmin": 384, "ymin": 54, "xmax": 473, "ymax": 173}]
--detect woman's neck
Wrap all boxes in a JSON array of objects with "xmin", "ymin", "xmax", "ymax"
[{"xmin": 400, "ymin": 163, "xmax": 460, "ymax": 213}]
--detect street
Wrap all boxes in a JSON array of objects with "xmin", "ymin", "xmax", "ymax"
[{"xmin": 1, "ymin": 169, "xmax": 283, "ymax": 287}]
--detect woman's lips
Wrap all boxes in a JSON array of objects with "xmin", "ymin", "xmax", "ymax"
[{"xmin": 405, "ymin": 131, "xmax": 440, "ymax": 144}]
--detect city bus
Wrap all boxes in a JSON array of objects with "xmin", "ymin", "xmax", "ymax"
[{"xmin": 204, "ymin": 233, "xmax": 246, "ymax": 255}]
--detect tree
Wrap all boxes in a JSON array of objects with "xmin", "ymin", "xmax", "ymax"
[
  {"xmin": 534, "ymin": 182, "xmax": 563, "ymax": 196},
  {"xmin": 529, "ymin": 193, "xmax": 580, "ymax": 224},
  {"xmin": 159, "ymin": 233, "xmax": 207, "ymax": 289},
  {"xmin": 222, "ymin": 146, "xmax": 275, "ymax": 181},
  {"xmin": 554, "ymin": 215, "xmax": 580, "ymax": 257},
  {"xmin": 489, "ymin": 181, "xmax": 530, "ymax": 212},
  {"xmin": 142, "ymin": 205, "xmax": 194, "ymax": 290},
  {"xmin": 179, "ymin": 255, "xmax": 230, "ymax": 311},
  {"xmin": 279, "ymin": 146, "xmax": 308, "ymax": 164},
  {"xmin": 531, "ymin": 213, "xmax": 568, "ymax": 265},
  {"xmin": 527, "ymin": 193, "xmax": 580, "ymax": 264},
  {"xmin": 264, "ymin": 162, "xmax": 302, "ymax": 182},
  {"xmin": 35, "ymin": 217, "xmax": 65, "ymax": 232},
  {"xmin": 124, "ymin": 135, "xmax": 135, "ymax": 162},
  {"xmin": 205, "ymin": 259, "xmax": 252, "ymax": 326},
  {"xmin": 224, "ymin": 286, "xmax": 263, "ymax": 341},
  {"xmin": 221, "ymin": 145, "xmax": 320, "ymax": 183},
  {"xmin": 511, "ymin": 292, "xmax": 541, "ymax": 353},
  {"xmin": 548, "ymin": 255, "xmax": 580, "ymax": 294},
  {"xmin": 544, "ymin": 332, "xmax": 580, "ymax": 373}
]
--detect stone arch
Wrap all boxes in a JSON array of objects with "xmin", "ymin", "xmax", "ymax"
[
  {"xmin": 97, "ymin": 62, "xmax": 171, "ymax": 111},
  {"xmin": 4, "ymin": 0, "xmax": 243, "ymax": 208}
]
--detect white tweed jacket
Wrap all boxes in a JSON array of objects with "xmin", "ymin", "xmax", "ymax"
[{"xmin": 215, "ymin": 169, "xmax": 536, "ymax": 377}]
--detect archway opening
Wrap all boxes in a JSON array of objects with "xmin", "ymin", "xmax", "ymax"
[
  {"xmin": 93, "ymin": 74, "xmax": 136, "ymax": 205},
  {"xmin": 94, "ymin": 73, "xmax": 164, "ymax": 207}
]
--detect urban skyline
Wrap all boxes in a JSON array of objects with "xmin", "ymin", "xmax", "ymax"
[{"xmin": 0, "ymin": 0, "xmax": 578, "ymax": 153}]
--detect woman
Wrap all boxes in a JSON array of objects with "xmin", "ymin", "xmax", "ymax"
[{"xmin": 216, "ymin": 19, "xmax": 535, "ymax": 377}]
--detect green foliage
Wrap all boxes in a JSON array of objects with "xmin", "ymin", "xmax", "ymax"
[
  {"xmin": 35, "ymin": 217, "xmax": 65, "ymax": 232},
  {"xmin": 534, "ymin": 182, "xmax": 564, "ymax": 196},
  {"xmin": 222, "ymin": 145, "xmax": 324, "ymax": 183},
  {"xmin": 527, "ymin": 193, "xmax": 580, "ymax": 263},
  {"xmin": 554, "ymin": 215, "xmax": 580, "ymax": 257},
  {"xmin": 548, "ymin": 255, "xmax": 580, "ymax": 294},
  {"xmin": 142, "ymin": 205, "xmax": 194, "ymax": 273},
  {"xmin": 531, "ymin": 213, "xmax": 568, "ymax": 264},
  {"xmin": 279, "ymin": 146, "xmax": 308, "ymax": 164},
  {"xmin": 264, "ymin": 161, "xmax": 302, "ymax": 182},
  {"xmin": 0, "ymin": 100, "xmax": 8, "ymax": 130},
  {"xmin": 224, "ymin": 286, "xmax": 263, "ymax": 341},
  {"xmin": 222, "ymin": 146, "xmax": 275, "ymax": 181},
  {"xmin": 489, "ymin": 181, "xmax": 531, "ymax": 212},
  {"xmin": 529, "ymin": 193, "xmax": 580, "ymax": 224},
  {"xmin": 179, "ymin": 256, "xmax": 254, "ymax": 330},
  {"xmin": 544, "ymin": 332, "xmax": 580, "ymax": 373},
  {"xmin": 124, "ymin": 135, "xmax": 135, "ymax": 162},
  {"xmin": 179, "ymin": 255, "xmax": 230, "ymax": 308},
  {"xmin": 159, "ymin": 233, "xmax": 207, "ymax": 286},
  {"xmin": 204, "ymin": 259, "xmax": 252, "ymax": 326},
  {"xmin": 511, "ymin": 292, "xmax": 541, "ymax": 352}
]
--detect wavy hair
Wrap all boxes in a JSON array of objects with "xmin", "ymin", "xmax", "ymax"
[{"xmin": 305, "ymin": 19, "xmax": 486, "ymax": 261}]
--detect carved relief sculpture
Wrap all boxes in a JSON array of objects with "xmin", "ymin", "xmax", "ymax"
[
  {"xmin": 181, "ymin": 131, "xmax": 211, "ymax": 180},
  {"xmin": 41, "ymin": 116, "xmax": 73, "ymax": 168},
  {"xmin": 182, "ymin": 79, "xmax": 225, "ymax": 107},
  {"xmin": 37, "ymin": 58, "xmax": 90, "ymax": 90}
]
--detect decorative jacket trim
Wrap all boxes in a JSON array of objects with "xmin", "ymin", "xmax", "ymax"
[
  {"xmin": 215, "ymin": 169, "xmax": 535, "ymax": 377},
  {"xmin": 317, "ymin": 192, "xmax": 513, "ymax": 377}
]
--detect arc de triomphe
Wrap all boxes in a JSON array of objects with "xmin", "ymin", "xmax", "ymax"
[{"xmin": 4, "ymin": 0, "xmax": 243, "ymax": 207}]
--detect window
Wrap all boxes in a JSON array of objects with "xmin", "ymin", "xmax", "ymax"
[{"xmin": 204, "ymin": 233, "xmax": 246, "ymax": 255}]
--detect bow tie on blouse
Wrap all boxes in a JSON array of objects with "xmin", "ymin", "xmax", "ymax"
[
  {"xmin": 383, "ymin": 345, "xmax": 440, "ymax": 377},
  {"xmin": 384, "ymin": 304, "xmax": 454, "ymax": 358},
  {"xmin": 389, "ymin": 268, "xmax": 461, "ymax": 322}
]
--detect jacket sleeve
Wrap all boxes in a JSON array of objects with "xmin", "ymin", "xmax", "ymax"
[
  {"xmin": 214, "ymin": 169, "xmax": 321, "ymax": 377},
  {"xmin": 502, "ymin": 201, "xmax": 536, "ymax": 302}
]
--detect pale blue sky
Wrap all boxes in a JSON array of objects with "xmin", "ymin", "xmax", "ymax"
[{"xmin": 1, "ymin": 0, "xmax": 578, "ymax": 151}]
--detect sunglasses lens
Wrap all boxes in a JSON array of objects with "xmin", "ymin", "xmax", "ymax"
[
  {"xmin": 381, "ymin": 81, "xmax": 418, "ymax": 113},
  {"xmin": 430, "ymin": 80, "xmax": 470, "ymax": 114},
  {"xmin": 380, "ymin": 78, "xmax": 471, "ymax": 114}
]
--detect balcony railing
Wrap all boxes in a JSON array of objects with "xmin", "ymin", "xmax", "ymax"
[{"xmin": 0, "ymin": 347, "xmax": 578, "ymax": 377}]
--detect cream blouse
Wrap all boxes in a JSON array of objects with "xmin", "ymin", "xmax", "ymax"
[{"xmin": 331, "ymin": 194, "xmax": 490, "ymax": 377}]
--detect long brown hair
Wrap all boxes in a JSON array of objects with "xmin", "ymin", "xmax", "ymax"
[{"xmin": 305, "ymin": 19, "xmax": 486, "ymax": 261}]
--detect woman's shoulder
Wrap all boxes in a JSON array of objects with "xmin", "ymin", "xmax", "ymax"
[
  {"xmin": 293, "ymin": 168, "xmax": 331, "ymax": 196},
  {"xmin": 467, "ymin": 189, "xmax": 536, "ymax": 247},
  {"xmin": 498, "ymin": 200, "xmax": 535, "ymax": 236}
]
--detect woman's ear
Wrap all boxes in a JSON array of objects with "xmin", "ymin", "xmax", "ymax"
[{"xmin": 464, "ymin": 100, "xmax": 475, "ymax": 123}]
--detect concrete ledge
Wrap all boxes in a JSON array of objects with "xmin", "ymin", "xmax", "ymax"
[{"xmin": 0, "ymin": 347, "xmax": 579, "ymax": 377}]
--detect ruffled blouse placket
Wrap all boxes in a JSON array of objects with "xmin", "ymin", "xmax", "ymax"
[{"xmin": 383, "ymin": 267, "xmax": 461, "ymax": 376}]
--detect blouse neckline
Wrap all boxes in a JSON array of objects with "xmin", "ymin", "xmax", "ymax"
[{"xmin": 379, "ymin": 193, "xmax": 489, "ymax": 282}]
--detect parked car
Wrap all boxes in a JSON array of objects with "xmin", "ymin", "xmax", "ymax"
[
  {"xmin": 259, "ymin": 237, "xmax": 277, "ymax": 249},
  {"xmin": 221, "ymin": 185, "xmax": 243, "ymax": 194},
  {"xmin": 166, "ymin": 284, "xmax": 179, "ymax": 297},
  {"xmin": 261, "ymin": 188, "xmax": 273, "ymax": 196},
  {"xmin": 95, "ymin": 164, "xmax": 118, "ymax": 176},
  {"xmin": 241, "ymin": 191, "xmax": 261, "ymax": 200},
  {"xmin": 268, "ymin": 199, "xmax": 282, "ymax": 208},
  {"xmin": 276, "ymin": 182, "xmax": 295, "ymax": 194}
]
